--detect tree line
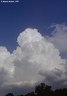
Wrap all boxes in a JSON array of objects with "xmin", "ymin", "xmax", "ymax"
[{"xmin": 5, "ymin": 83, "xmax": 67, "ymax": 96}]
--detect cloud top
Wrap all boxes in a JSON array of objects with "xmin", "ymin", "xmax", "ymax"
[{"xmin": 17, "ymin": 28, "xmax": 43, "ymax": 47}]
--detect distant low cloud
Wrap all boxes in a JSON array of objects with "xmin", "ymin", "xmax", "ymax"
[{"xmin": 0, "ymin": 27, "xmax": 67, "ymax": 95}]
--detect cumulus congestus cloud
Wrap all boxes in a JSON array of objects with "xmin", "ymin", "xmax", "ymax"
[{"xmin": 0, "ymin": 27, "xmax": 67, "ymax": 95}]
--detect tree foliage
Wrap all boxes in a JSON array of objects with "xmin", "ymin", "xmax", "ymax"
[
  {"xmin": 5, "ymin": 93, "xmax": 14, "ymax": 96},
  {"xmin": 5, "ymin": 83, "xmax": 67, "ymax": 96}
]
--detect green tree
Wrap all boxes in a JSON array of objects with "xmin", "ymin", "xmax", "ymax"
[
  {"xmin": 45, "ymin": 85, "xmax": 52, "ymax": 96},
  {"xmin": 17, "ymin": 95, "xmax": 24, "ymax": 96},
  {"xmin": 5, "ymin": 93, "xmax": 14, "ymax": 96},
  {"xmin": 35, "ymin": 83, "xmax": 45, "ymax": 96},
  {"xmin": 35, "ymin": 83, "xmax": 52, "ymax": 96},
  {"xmin": 25, "ymin": 92, "xmax": 35, "ymax": 96}
]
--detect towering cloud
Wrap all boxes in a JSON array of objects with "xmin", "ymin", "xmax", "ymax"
[{"xmin": 0, "ymin": 27, "xmax": 67, "ymax": 95}]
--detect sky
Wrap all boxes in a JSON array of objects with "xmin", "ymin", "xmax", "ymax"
[{"xmin": 0, "ymin": 0, "xmax": 67, "ymax": 96}]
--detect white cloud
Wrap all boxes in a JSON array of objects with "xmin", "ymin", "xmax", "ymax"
[
  {"xmin": 0, "ymin": 47, "xmax": 13, "ymax": 87},
  {"xmin": 0, "ymin": 46, "xmax": 15, "ymax": 84},
  {"xmin": 0, "ymin": 28, "xmax": 67, "ymax": 95},
  {"xmin": 13, "ymin": 28, "xmax": 65, "ymax": 84},
  {"xmin": 47, "ymin": 24, "xmax": 67, "ymax": 53},
  {"xmin": 17, "ymin": 28, "xmax": 43, "ymax": 47}
]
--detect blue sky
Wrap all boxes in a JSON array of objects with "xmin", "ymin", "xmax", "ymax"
[
  {"xmin": 0, "ymin": 0, "xmax": 67, "ymax": 52},
  {"xmin": 1, "ymin": 0, "xmax": 67, "ymax": 96}
]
